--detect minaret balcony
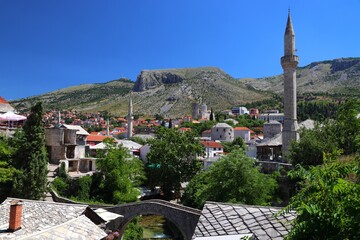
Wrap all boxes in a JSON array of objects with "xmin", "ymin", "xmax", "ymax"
[{"xmin": 281, "ymin": 55, "xmax": 299, "ymax": 68}]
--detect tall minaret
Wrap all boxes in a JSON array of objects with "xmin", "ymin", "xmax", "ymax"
[
  {"xmin": 127, "ymin": 94, "xmax": 133, "ymax": 139},
  {"xmin": 281, "ymin": 10, "xmax": 299, "ymax": 157}
]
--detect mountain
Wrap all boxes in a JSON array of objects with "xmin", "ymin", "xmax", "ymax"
[
  {"xmin": 10, "ymin": 67, "xmax": 269, "ymax": 117},
  {"xmin": 10, "ymin": 58, "xmax": 360, "ymax": 117},
  {"xmin": 240, "ymin": 58, "xmax": 360, "ymax": 96}
]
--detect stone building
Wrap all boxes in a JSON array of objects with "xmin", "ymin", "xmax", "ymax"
[
  {"xmin": 45, "ymin": 124, "xmax": 96, "ymax": 173},
  {"xmin": 211, "ymin": 123, "xmax": 234, "ymax": 142},
  {"xmin": 263, "ymin": 120, "xmax": 283, "ymax": 139}
]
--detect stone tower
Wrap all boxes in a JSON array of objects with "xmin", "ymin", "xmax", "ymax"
[
  {"xmin": 281, "ymin": 11, "xmax": 299, "ymax": 156},
  {"xmin": 127, "ymin": 94, "xmax": 133, "ymax": 139}
]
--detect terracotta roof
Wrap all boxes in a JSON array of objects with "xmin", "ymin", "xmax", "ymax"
[
  {"xmin": 86, "ymin": 135, "xmax": 113, "ymax": 142},
  {"xmin": 202, "ymin": 129, "xmax": 211, "ymax": 133},
  {"xmin": 0, "ymin": 96, "xmax": 9, "ymax": 104},
  {"xmin": 234, "ymin": 127, "xmax": 251, "ymax": 131},
  {"xmin": 201, "ymin": 141, "xmax": 223, "ymax": 148},
  {"xmin": 193, "ymin": 202, "xmax": 296, "ymax": 240}
]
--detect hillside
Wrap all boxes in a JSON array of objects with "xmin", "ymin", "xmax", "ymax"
[
  {"xmin": 11, "ymin": 67, "xmax": 269, "ymax": 117},
  {"xmin": 11, "ymin": 58, "xmax": 359, "ymax": 117},
  {"xmin": 241, "ymin": 58, "xmax": 360, "ymax": 96},
  {"xmin": 11, "ymin": 78, "xmax": 134, "ymax": 113}
]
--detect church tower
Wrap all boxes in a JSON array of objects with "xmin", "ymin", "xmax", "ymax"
[
  {"xmin": 127, "ymin": 94, "xmax": 133, "ymax": 139},
  {"xmin": 281, "ymin": 10, "xmax": 299, "ymax": 157}
]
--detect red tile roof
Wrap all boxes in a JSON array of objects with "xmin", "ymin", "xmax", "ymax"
[
  {"xmin": 86, "ymin": 135, "xmax": 113, "ymax": 142},
  {"xmin": 234, "ymin": 127, "xmax": 251, "ymax": 131},
  {"xmin": 0, "ymin": 97, "xmax": 9, "ymax": 104},
  {"xmin": 201, "ymin": 141, "xmax": 223, "ymax": 148}
]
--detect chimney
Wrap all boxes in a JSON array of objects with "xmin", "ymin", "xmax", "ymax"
[{"xmin": 8, "ymin": 200, "xmax": 23, "ymax": 232}]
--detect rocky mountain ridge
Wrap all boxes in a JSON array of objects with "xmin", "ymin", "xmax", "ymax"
[{"xmin": 10, "ymin": 58, "xmax": 360, "ymax": 117}]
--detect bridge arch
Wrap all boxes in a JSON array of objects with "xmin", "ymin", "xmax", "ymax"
[{"xmin": 101, "ymin": 199, "xmax": 201, "ymax": 240}]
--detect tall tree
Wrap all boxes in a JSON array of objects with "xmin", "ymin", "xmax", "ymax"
[
  {"xmin": 0, "ymin": 136, "xmax": 17, "ymax": 201},
  {"xmin": 12, "ymin": 102, "xmax": 48, "ymax": 200},
  {"xmin": 182, "ymin": 150, "xmax": 277, "ymax": 209},
  {"xmin": 146, "ymin": 128, "xmax": 203, "ymax": 199}
]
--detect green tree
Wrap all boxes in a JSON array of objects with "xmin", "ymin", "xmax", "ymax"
[
  {"xmin": 12, "ymin": 102, "xmax": 48, "ymax": 200},
  {"xmin": 282, "ymin": 154, "xmax": 360, "ymax": 239},
  {"xmin": 182, "ymin": 150, "xmax": 277, "ymax": 209},
  {"xmin": 95, "ymin": 139, "xmax": 145, "ymax": 204},
  {"xmin": 122, "ymin": 217, "xmax": 143, "ymax": 240},
  {"xmin": 288, "ymin": 123, "xmax": 338, "ymax": 166},
  {"xmin": 289, "ymin": 99, "xmax": 360, "ymax": 167},
  {"xmin": 222, "ymin": 137, "xmax": 246, "ymax": 153},
  {"xmin": 146, "ymin": 128, "xmax": 203, "ymax": 199},
  {"xmin": 334, "ymin": 98, "xmax": 360, "ymax": 155},
  {"xmin": 0, "ymin": 136, "xmax": 17, "ymax": 201}
]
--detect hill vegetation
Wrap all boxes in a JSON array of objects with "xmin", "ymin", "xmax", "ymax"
[
  {"xmin": 9, "ymin": 58, "xmax": 360, "ymax": 117},
  {"xmin": 241, "ymin": 57, "xmax": 360, "ymax": 97}
]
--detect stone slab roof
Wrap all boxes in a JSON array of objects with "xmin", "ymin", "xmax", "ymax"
[
  {"xmin": 61, "ymin": 124, "xmax": 90, "ymax": 136},
  {"xmin": 0, "ymin": 198, "xmax": 106, "ymax": 240},
  {"xmin": 257, "ymin": 133, "xmax": 282, "ymax": 147},
  {"xmin": 193, "ymin": 202, "xmax": 296, "ymax": 240},
  {"xmin": 212, "ymin": 123, "xmax": 233, "ymax": 129}
]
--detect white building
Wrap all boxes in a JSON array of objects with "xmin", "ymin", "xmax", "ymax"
[
  {"xmin": 201, "ymin": 141, "xmax": 223, "ymax": 158},
  {"xmin": 234, "ymin": 127, "xmax": 251, "ymax": 142},
  {"xmin": 231, "ymin": 106, "xmax": 249, "ymax": 115}
]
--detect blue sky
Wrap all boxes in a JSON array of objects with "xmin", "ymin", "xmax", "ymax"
[{"xmin": 1, "ymin": 0, "xmax": 359, "ymax": 100}]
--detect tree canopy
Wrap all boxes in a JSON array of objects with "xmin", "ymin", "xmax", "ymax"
[
  {"xmin": 283, "ymin": 153, "xmax": 360, "ymax": 239},
  {"xmin": 146, "ymin": 127, "xmax": 203, "ymax": 199},
  {"xmin": 93, "ymin": 139, "xmax": 145, "ymax": 204},
  {"xmin": 182, "ymin": 150, "xmax": 277, "ymax": 209},
  {"xmin": 289, "ymin": 98, "xmax": 360, "ymax": 167}
]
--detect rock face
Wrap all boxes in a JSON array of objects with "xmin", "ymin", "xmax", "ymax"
[{"xmin": 133, "ymin": 71, "xmax": 183, "ymax": 92}]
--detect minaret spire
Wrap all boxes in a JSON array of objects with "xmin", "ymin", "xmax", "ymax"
[
  {"xmin": 281, "ymin": 10, "xmax": 299, "ymax": 158},
  {"xmin": 127, "ymin": 93, "xmax": 133, "ymax": 139}
]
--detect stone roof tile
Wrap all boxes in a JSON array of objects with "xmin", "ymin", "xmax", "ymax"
[
  {"xmin": 0, "ymin": 198, "xmax": 106, "ymax": 240},
  {"xmin": 192, "ymin": 202, "xmax": 296, "ymax": 240}
]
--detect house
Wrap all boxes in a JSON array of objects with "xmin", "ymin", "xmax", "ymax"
[
  {"xmin": 201, "ymin": 141, "xmax": 223, "ymax": 158},
  {"xmin": 192, "ymin": 201, "xmax": 296, "ymax": 240},
  {"xmin": 0, "ymin": 198, "xmax": 110, "ymax": 239},
  {"xmin": 86, "ymin": 135, "xmax": 113, "ymax": 146},
  {"xmin": 45, "ymin": 125, "xmax": 98, "ymax": 175},
  {"xmin": 234, "ymin": 126, "xmax": 251, "ymax": 142},
  {"xmin": 231, "ymin": 106, "xmax": 249, "ymax": 115},
  {"xmin": 211, "ymin": 123, "xmax": 234, "ymax": 142},
  {"xmin": 258, "ymin": 113, "xmax": 284, "ymax": 123},
  {"xmin": 45, "ymin": 124, "xmax": 89, "ymax": 164},
  {"xmin": 263, "ymin": 120, "xmax": 282, "ymax": 139},
  {"xmin": 116, "ymin": 139, "xmax": 143, "ymax": 156}
]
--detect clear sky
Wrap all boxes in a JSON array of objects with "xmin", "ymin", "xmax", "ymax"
[{"xmin": 1, "ymin": 0, "xmax": 359, "ymax": 100}]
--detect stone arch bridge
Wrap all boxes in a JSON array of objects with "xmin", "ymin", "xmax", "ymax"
[{"xmin": 101, "ymin": 199, "xmax": 201, "ymax": 240}]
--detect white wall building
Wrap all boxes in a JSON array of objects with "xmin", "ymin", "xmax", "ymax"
[{"xmin": 234, "ymin": 127, "xmax": 251, "ymax": 142}]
